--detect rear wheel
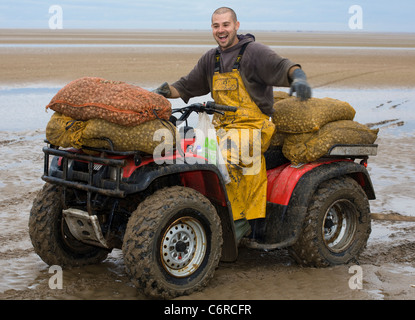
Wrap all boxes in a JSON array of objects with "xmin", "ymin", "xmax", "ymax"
[
  {"xmin": 290, "ymin": 177, "xmax": 371, "ymax": 267},
  {"xmin": 122, "ymin": 186, "xmax": 223, "ymax": 299}
]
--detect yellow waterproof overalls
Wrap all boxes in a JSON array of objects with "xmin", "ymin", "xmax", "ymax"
[{"xmin": 211, "ymin": 43, "xmax": 275, "ymax": 221}]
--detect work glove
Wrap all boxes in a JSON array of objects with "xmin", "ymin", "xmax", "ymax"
[
  {"xmin": 152, "ymin": 82, "xmax": 171, "ymax": 98},
  {"xmin": 289, "ymin": 68, "xmax": 312, "ymax": 101}
]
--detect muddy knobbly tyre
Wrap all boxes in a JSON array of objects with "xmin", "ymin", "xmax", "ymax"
[
  {"xmin": 29, "ymin": 183, "xmax": 109, "ymax": 267},
  {"xmin": 290, "ymin": 177, "xmax": 371, "ymax": 267},
  {"xmin": 122, "ymin": 186, "xmax": 223, "ymax": 299}
]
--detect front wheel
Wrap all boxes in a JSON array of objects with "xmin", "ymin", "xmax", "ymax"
[
  {"xmin": 29, "ymin": 183, "xmax": 110, "ymax": 267},
  {"xmin": 290, "ymin": 177, "xmax": 371, "ymax": 267},
  {"xmin": 122, "ymin": 186, "xmax": 223, "ymax": 299}
]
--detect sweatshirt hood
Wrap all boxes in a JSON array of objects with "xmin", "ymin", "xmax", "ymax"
[{"xmin": 238, "ymin": 33, "xmax": 256, "ymax": 42}]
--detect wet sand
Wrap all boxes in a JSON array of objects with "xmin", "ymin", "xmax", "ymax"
[
  {"xmin": 1, "ymin": 29, "xmax": 415, "ymax": 88},
  {"xmin": 0, "ymin": 30, "xmax": 414, "ymax": 301}
]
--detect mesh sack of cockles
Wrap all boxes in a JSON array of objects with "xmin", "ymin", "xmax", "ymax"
[
  {"xmin": 269, "ymin": 91, "xmax": 289, "ymax": 147},
  {"xmin": 46, "ymin": 112, "xmax": 176, "ymax": 154},
  {"xmin": 273, "ymin": 90, "xmax": 290, "ymax": 103},
  {"xmin": 46, "ymin": 77, "xmax": 172, "ymax": 126},
  {"xmin": 272, "ymin": 96, "xmax": 356, "ymax": 134},
  {"xmin": 282, "ymin": 120, "xmax": 379, "ymax": 165},
  {"xmin": 269, "ymin": 131, "xmax": 286, "ymax": 147}
]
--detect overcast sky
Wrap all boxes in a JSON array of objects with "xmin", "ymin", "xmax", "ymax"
[{"xmin": 1, "ymin": 0, "xmax": 415, "ymax": 32}]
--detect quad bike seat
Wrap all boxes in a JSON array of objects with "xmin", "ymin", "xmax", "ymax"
[{"xmin": 264, "ymin": 146, "xmax": 290, "ymax": 170}]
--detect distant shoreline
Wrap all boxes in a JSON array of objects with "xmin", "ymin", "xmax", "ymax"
[{"xmin": 1, "ymin": 29, "xmax": 415, "ymax": 48}]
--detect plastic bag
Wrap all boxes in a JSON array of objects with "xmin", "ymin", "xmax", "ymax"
[{"xmin": 194, "ymin": 112, "xmax": 231, "ymax": 184}]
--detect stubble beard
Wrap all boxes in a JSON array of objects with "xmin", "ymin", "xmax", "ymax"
[{"xmin": 216, "ymin": 30, "xmax": 238, "ymax": 50}]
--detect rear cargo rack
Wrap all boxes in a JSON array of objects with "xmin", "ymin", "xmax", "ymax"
[{"xmin": 326, "ymin": 144, "xmax": 378, "ymax": 158}]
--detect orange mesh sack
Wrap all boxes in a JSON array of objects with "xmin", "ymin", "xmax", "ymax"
[
  {"xmin": 272, "ymin": 97, "xmax": 356, "ymax": 133},
  {"xmin": 46, "ymin": 77, "xmax": 171, "ymax": 126}
]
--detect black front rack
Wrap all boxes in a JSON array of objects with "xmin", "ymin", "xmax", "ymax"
[
  {"xmin": 42, "ymin": 138, "xmax": 161, "ymax": 214},
  {"xmin": 42, "ymin": 145, "xmax": 127, "ymax": 198}
]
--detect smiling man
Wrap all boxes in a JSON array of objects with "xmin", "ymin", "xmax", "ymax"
[{"xmin": 154, "ymin": 7, "xmax": 311, "ymax": 242}]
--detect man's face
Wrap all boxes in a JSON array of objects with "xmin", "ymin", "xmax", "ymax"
[{"xmin": 211, "ymin": 12, "xmax": 240, "ymax": 50}]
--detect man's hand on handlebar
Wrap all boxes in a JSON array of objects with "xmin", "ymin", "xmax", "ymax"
[{"xmin": 152, "ymin": 82, "xmax": 181, "ymax": 99}]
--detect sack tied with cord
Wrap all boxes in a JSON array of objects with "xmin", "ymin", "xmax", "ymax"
[{"xmin": 46, "ymin": 77, "xmax": 172, "ymax": 126}]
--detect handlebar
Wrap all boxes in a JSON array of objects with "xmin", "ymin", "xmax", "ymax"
[
  {"xmin": 204, "ymin": 101, "xmax": 238, "ymax": 113},
  {"xmin": 171, "ymin": 101, "xmax": 237, "ymax": 122}
]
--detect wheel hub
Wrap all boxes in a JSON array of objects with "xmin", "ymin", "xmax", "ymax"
[
  {"xmin": 161, "ymin": 216, "xmax": 207, "ymax": 278},
  {"xmin": 175, "ymin": 240, "xmax": 187, "ymax": 253},
  {"xmin": 322, "ymin": 199, "xmax": 357, "ymax": 253}
]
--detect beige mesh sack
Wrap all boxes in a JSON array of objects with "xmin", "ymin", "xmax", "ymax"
[
  {"xmin": 272, "ymin": 96, "xmax": 356, "ymax": 134},
  {"xmin": 282, "ymin": 120, "xmax": 379, "ymax": 165},
  {"xmin": 46, "ymin": 112, "xmax": 86, "ymax": 148},
  {"xmin": 273, "ymin": 90, "xmax": 290, "ymax": 103},
  {"xmin": 269, "ymin": 131, "xmax": 287, "ymax": 147},
  {"xmin": 46, "ymin": 112, "xmax": 176, "ymax": 154}
]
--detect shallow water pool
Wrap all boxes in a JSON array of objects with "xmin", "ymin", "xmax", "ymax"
[{"xmin": 0, "ymin": 85, "xmax": 413, "ymax": 133}]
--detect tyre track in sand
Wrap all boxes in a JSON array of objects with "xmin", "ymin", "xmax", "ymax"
[{"xmin": 309, "ymin": 67, "xmax": 407, "ymax": 89}]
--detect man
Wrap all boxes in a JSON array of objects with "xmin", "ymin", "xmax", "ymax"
[{"xmin": 155, "ymin": 7, "xmax": 311, "ymax": 242}]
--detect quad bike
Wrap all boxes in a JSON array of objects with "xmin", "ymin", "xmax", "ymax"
[{"xmin": 29, "ymin": 101, "xmax": 377, "ymax": 299}]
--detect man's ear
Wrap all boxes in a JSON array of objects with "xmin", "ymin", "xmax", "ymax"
[{"xmin": 235, "ymin": 21, "xmax": 240, "ymax": 31}]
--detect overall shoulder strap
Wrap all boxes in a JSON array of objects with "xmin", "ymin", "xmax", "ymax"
[
  {"xmin": 214, "ymin": 42, "xmax": 250, "ymax": 73},
  {"xmin": 214, "ymin": 49, "xmax": 221, "ymax": 73},
  {"xmin": 232, "ymin": 42, "xmax": 249, "ymax": 71}
]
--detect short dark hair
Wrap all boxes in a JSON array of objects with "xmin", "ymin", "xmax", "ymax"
[{"xmin": 212, "ymin": 7, "xmax": 237, "ymax": 23}]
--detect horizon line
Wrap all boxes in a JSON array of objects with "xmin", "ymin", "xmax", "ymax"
[{"xmin": 1, "ymin": 28, "xmax": 415, "ymax": 35}]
